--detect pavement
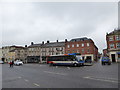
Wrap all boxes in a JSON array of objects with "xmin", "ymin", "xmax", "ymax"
[{"xmin": 2, "ymin": 61, "xmax": 118, "ymax": 88}]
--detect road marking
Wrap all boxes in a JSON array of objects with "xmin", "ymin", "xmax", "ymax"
[
  {"xmin": 67, "ymin": 67, "xmax": 70, "ymax": 69},
  {"xmin": 33, "ymin": 83, "xmax": 40, "ymax": 87},
  {"xmin": 83, "ymin": 76, "xmax": 118, "ymax": 83},
  {"xmin": 44, "ymin": 71, "xmax": 67, "ymax": 76},
  {"xmin": 18, "ymin": 77, "xmax": 22, "ymax": 79},
  {"xmin": 24, "ymin": 79, "xmax": 29, "ymax": 82}
]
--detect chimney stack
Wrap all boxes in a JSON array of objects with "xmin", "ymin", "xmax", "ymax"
[
  {"xmin": 65, "ymin": 39, "xmax": 67, "ymax": 42},
  {"xmin": 31, "ymin": 42, "xmax": 34, "ymax": 45},
  {"xmin": 47, "ymin": 40, "xmax": 50, "ymax": 43},
  {"xmin": 25, "ymin": 45, "xmax": 27, "ymax": 47},
  {"xmin": 42, "ymin": 41, "xmax": 44, "ymax": 44}
]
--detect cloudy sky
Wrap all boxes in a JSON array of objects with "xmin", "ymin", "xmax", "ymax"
[{"xmin": 0, "ymin": 1, "xmax": 118, "ymax": 53}]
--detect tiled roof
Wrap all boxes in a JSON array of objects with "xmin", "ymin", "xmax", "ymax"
[
  {"xmin": 41, "ymin": 42, "xmax": 65, "ymax": 48},
  {"xmin": 70, "ymin": 37, "xmax": 90, "ymax": 42},
  {"xmin": 28, "ymin": 43, "xmax": 42, "ymax": 48},
  {"xmin": 107, "ymin": 29, "xmax": 120, "ymax": 36}
]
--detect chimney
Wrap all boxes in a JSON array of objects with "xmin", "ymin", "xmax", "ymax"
[
  {"xmin": 57, "ymin": 40, "xmax": 58, "ymax": 42},
  {"xmin": 65, "ymin": 39, "xmax": 67, "ymax": 42},
  {"xmin": 47, "ymin": 40, "xmax": 50, "ymax": 43},
  {"xmin": 25, "ymin": 45, "xmax": 27, "ymax": 47},
  {"xmin": 31, "ymin": 42, "xmax": 34, "ymax": 45},
  {"xmin": 42, "ymin": 41, "xmax": 44, "ymax": 44}
]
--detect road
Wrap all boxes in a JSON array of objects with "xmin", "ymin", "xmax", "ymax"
[{"xmin": 2, "ymin": 61, "xmax": 118, "ymax": 88}]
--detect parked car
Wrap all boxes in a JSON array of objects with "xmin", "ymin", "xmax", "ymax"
[
  {"xmin": 14, "ymin": 60, "xmax": 23, "ymax": 66},
  {"xmin": 0, "ymin": 61, "xmax": 4, "ymax": 64},
  {"xmin": 101, "ymin": 57, "xmax": 111, "ymax": 65}
]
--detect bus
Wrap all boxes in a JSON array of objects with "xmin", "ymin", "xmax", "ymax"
[{"xmin": 46, "ymin": 53, "xmax": 85, "ymax": 66}]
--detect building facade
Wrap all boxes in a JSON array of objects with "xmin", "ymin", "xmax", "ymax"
[
  {"xmin": 27, "ymin": 42, "xmax": 42, "ymax": 63},
  {"xmin": 106, "ymin": 29, "xmax": 120, "ymax": 62},
  {"xmin": 0, "ymin": 48, "xmax": 2, "ymax": 60},
  {"xmin": 65, "ymin": 37, "xmax": 98, "ymax": 62},
  {"xmin": 2, "ymin": 46, "xmax": 18, "ymax": 62},
  {"xmin": 40, "ymin": 40, "xmax": 65, "ymax": 63},
  {"xmin": 2, "ymin": 45, "xmax": 27, "ymax": 62}
]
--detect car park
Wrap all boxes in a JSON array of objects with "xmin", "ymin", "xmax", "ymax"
[{"xmin": 14, "ymin": 60, "xmax": 23, "ymax": 66}]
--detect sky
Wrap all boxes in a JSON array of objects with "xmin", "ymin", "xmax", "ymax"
[{"xmin": 0, "ymin": 1, "xmax": 118, "ymax": 53}]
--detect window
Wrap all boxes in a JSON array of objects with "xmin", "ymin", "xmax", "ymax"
[
  {"xmin": 67, "ymin": 45, "xmax": 70, "ymax": 48},
  {"xmin": 116, "ymin": 43, "xmax": 120, "ymax": 48},
  {"xmin": 67, "ymin": 51, "xmax": 70, "ymax": 53},
  {"xmin": 116, "ymin": 35, "xmax": 120, "ymax": 41},
  {"xmin": 82, "ymin": 49, "xmax": 84, "ymax": 53},
  {"xmin": 72, "ymin": 50, "xmax": 75, "ymax": 53},
  {"xmin": 77, "ymin": 50, "xmax": 79, "ymax": 53},
  {"xmin": 87, "ymin": 49, "xmax": 90, "ymax": 53},
  {"xmin": 82, "ymin": 43, "xmax": 84, "ymax": 47},
  {"xmin": 109, "ymin": 37, "xmax": 113, "ymax": 41},
  {"xmin": 72, "ymin": 44, "xmax": 74, "ymax": 47},
  {"xmin": 76, "ymin": 44, "xmax": 79, "ymax": 47},
  {"xmin": 110, "ymin": 44, "xmax": 114, "ymax": 48},
  {"xmin": 87, "ymin": 43, "xmax": 90, "ymax": 46}
]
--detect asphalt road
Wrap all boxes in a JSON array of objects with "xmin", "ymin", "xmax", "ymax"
[{"xmin": 2, "ymin": 61, "xmax": 118, "ymax": 88}]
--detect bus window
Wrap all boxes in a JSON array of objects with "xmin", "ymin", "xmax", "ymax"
[{"xmin": 76, "ymin": 56, "xmax": 82, "ymax": 61}]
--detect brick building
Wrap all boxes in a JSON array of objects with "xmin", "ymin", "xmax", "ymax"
[
  {"xmin": 106, "ymin": 29, "xmax": 120, "ymax": 62},
  {"xmin": 65, "ymin": 37, "xmax": 98, "ymax": 62}
]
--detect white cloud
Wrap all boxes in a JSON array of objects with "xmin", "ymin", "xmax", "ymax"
[{"xmin": 0, "ymin": 2, "xmax": 118, "ymax": 52}]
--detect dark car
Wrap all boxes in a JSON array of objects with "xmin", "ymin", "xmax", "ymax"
[{"xmin": 101, "ymin": 57, "xmax": 111, "ymax": 65}]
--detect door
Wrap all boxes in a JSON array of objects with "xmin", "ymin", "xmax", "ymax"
[{"xmin": 111, "ymin": 54, "xmax": 116, "ymax": 62}]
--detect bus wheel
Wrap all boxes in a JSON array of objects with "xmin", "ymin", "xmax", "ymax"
[{"xmin": 73, "ymin": 63, "xmax": 78, "ymax": 67}]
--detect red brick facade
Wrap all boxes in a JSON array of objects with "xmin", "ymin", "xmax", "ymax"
[
  {"xmin": 65, "ymin": 38, "xmax": 98, "ymax": 61},
  {"xmin": 106, "ymin": 29, "xmax": 120, "ymax": 62}
]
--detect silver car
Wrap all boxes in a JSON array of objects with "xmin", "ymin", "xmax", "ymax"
[{"xmin": 14, "ymin": 60, "xmax": 23, "ymax": 66}]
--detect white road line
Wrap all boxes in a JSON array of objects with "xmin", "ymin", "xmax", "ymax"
[
  {"xmin": 83, "ymin": 76, "xmax": 118, "ymax": 83},
  {"xmin": 24, "ymin": 79, "xmax": 29, "ymax": 82},
  {"xmin": 33, "ymin": 83, "xmax": 40, "ymax": 87},
  {"xmin": 18, "ymin": 77, "xmax": 22, "ymax": 79},
  {"xmin": 44, "ymin": 71, "xmax": 67, "ymax": 76},
  {"xmin": 67, "ymin": 67, "xmax": 70, "ymax": 69}
]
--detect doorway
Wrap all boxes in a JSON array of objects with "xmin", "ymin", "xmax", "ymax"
[{"xmin": 111, "ymin": 54, "xmax": 116, "ymax": 62}]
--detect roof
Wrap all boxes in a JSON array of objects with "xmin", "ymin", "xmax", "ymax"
[
  {"xmin": 9, "ymin": 49, "xmax": 16, "ymax": 52},
  {"xmin": 107, "ymin": 29, "xmax": 120, "ymax": 36},
  {"xmin": 70, "ymin": 37, "xmax": 91, "ymax": 42},
  {"xmin": 41, "ymin": 42, "xmax": 65, "ymax": 48},
  {"xmin": 28, "ymin": 43, "xmax": 42, "ymax": 48}
]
